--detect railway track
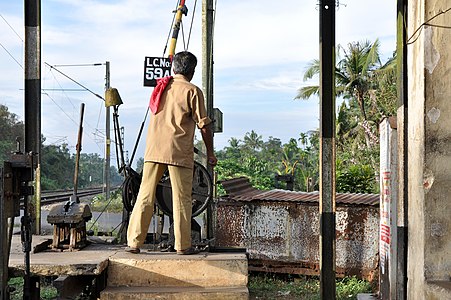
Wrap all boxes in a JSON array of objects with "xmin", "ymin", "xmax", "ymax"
[{"xmin": 40, "ymin": 187, "xmax": 109, "ymax": 205}]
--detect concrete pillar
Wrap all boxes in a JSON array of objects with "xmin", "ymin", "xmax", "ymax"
[
  {"xmin": 379, "ymin": 118, "xmax": 398, "ymax": 299},
  {"xmin": 407, "ymin": 0, "xmax": 451, "ymax": 298}
]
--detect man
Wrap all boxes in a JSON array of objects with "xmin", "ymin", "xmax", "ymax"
[{"xmin": 126, "ymin": 51, "xmax": 217, "ymax": 255}]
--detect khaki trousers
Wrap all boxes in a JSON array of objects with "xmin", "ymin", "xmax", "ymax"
[{"xmin": 127, "ymin": 162, "xmax": 193, "ymax": 251}]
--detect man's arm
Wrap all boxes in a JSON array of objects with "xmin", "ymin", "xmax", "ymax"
[{"xmin": 200, "ymin": 124, "xmax": 217, "ymax": 166}]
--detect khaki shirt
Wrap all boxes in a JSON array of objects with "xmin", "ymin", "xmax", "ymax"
[{"xmin": 144, "ymin": 74, "xmax": 211, "ymax": 168}]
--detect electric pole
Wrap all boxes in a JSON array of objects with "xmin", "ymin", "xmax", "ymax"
[
  {"xmin": 319, "ymin": 0, "xmax": 336, "ymax": 298},
  {"xmin": 25, "ymin": 0, "xmax": 42, "ymax": 235},
  {"xmin": 104, "ymin": 62, "xmax": 111, "ymax": 204},
  {"xmin": 202, "ymin": 0, "xmax": 214, "ymax": 240}
]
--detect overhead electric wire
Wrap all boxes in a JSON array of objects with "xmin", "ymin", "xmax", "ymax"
[
  {"xmin": 44, "ymin": 64, "xmax": 107, "ymax": 151},
  {"xmin": 44, "ymin": 63, "xmax": 108, "ymax": 150},
  {"xmin": 0, "ymin": 13, "xmax": 23, "ymax": 42},
  {"xmin": 42, "ymin": 88, "xmax": 86, "ymax": 92},
  {"xmin": 96, "ymin": 101, "xmax": 103, "ymax": 129},
  {"xmin": 42, "ymin": 92, "xmax": 104, "ymax": 152},
  {"xmin": 0, "ymin": 41, "xmax": 23, "ymax": 69},
  {"xmin": 162, "ymin": 0, "xmax": 181, "ymax": 56},
  {"xmin": 0, "ymin": 13, "xmax": 24, "ymax": 69},
  {"xmin": 45, "ymin": 62, "xmax": 105, "ymax": 102},
  {"xmin": 48, "ymin": 68, "xmax": 78, "ymax": 110},
  {"xmin": 53, "ymin": 63, "xmax": 104, "ymax": 67},
  {"xmin": 42, "ymin": 92, "xmax": 79, "ymax": 126},
  {"xmin": 184, "ymin": 0, "xmax": 197, "ymax": 50}
]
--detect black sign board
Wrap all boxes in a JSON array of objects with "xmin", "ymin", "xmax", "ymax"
[{"xmin": 143, "ymin": 57, "xmax": 172, "ymax": 87}]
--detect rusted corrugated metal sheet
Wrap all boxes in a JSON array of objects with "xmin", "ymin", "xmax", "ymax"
[
  {"xmin": 220, "ymin": 177, "xmax": 379, "ymax": 206},
  {"xmin": 216, "ymin": 177, "xmax": 380, "ymax": 282}
]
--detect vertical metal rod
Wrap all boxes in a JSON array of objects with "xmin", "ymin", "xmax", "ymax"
[
  {"xmin": 169, "ymin": 0, "xmax": 187, "ymax": 60},
  {"xmin": 202, "ymin": 0, "xmax": 215, "ymax": 240},
  {"xmin": 0, "ymin": 168, "xmax": 8, "ymax": 300},
  {"xmin": 319, "ymin": 0, "xmax": 336, "ymax": 298},
  {"xmin": 396, "ymin": 1, "xmax": 408, "ymax": 299},
  {"xmin": 73, "ymin": 103, "xmax": 85, "ymax": 198},
  {"xmin": 104, "ymin": 62, "xmax": 111, "ymax": 204},
  {"xmin": 24, "ymin": 0, "xmax": 41, "ymax": 235}
]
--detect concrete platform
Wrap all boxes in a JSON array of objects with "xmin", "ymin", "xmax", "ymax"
[
  {"xmin": 8, "ymin": 235, "xmax": 249, "ymax": 299},
  {"xmin": 107, "ymin": 251, "xmax": 248, "ymax": 288},
  {"xmin": 426, "ymin": 281, "xmax": 451, "ymax": 299},
  {"xmin": 100, "ymin": 286, "xmax": 249, "ymax": 300},
  {"xmin": 357, "ymin": 293, "xmax": 378, "ymax": 300},
  {"xmin": 8, "ymin": 235, "xmax": 119, "ymax": 277}
]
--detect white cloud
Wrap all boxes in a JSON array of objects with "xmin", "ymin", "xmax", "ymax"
[{"xmin": 1, "ymin": 0, "xmax": 396, "ymax": 160}]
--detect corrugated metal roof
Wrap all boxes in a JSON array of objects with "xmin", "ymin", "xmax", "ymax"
[{"xmin": 220, "ymin": 177, "xmax": 379, "ymax": 206}]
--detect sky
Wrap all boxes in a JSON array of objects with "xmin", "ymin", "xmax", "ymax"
[{"xmin": 0, "ymin": 0, "xmax": 396, "ymax": 168}]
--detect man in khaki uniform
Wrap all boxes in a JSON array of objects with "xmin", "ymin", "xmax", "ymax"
[{"xmin": 126, "ymin": 51, "xmax": 217, "ymax": 255}]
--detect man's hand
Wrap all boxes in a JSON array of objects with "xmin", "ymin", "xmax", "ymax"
[
  {"xmin": 208, "ymin": 155, "xmax": 218, "ymax": 167},
  {"xmin": 200, "ymin": 124, "xmax": 217, "ymax": 167}
]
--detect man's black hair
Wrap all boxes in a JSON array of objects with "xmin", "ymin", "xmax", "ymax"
[{"xmin": 173, "ymin": 51, "xmax": 197, "ymax": 76}]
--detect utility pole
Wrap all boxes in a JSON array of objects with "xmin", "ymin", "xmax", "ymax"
[
  {"xmin": 319, "ymin": 0, "xmax": 336, "ymax": 298},
  {"xmin": 396, "ymin": 1, "xmax": 408, "ymax": 299},
  {"xmin": 24, "ymin": 1, "xmax": 42, "ymax": 297},
  {"xmin": 202, "ymin": 0, "xmax": 214, "ymax": 240},
  {"xmin": 202, "ymin": 0, "xmax": 214, "ymax": 139},
  {"xmin": 24, "ymin": 0, "xmax": 41, "ymax": 235},
  {"xmin": 104, "ymin": 62, "xmax": 111, "ymax": 204}
]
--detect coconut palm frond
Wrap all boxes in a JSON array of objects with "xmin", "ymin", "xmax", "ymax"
[
  {"xmin": 303, "ymin": 59, "xmax": 320, "ymax": 81},
  {"xmin": 295, "ymin": 85, "xmax": 319, "ymax": 100}
]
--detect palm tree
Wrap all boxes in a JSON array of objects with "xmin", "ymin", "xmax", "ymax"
[
  {"xmin": 296, "ymin": 39, "xmax": 384, "ymax": 121},
  {"xmin": 296, "ymin": 39, "xmax": 397, "ymax": 149},
  {"xmin": 223, "ymin": 137, "xmax": 242, "ymax": 160},
  {"xmin": 243, "ymin": 130, "xmax": 263, "ymax": 153}
]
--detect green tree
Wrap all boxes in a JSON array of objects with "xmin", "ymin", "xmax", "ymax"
[
  {"xmin": 296, "ymin": 39, "xmax": 391, "ymax": 148},
  {"xmin": 216, "ymin": 130, "xmax": 322, "ymax": 193},
  {"xmin": 40, "ymin": 142, "xmax": 74, "ymax": 190},
  {"xmin": 222, "ymin": 137, "xmax": 242, "ymax": 160},
  {"xmin": 0, "ymin": 104, "xmax": 24, "ymax": 165},
  {"xmin": 243, "ymin": 130, "xmax": 263, "ymax": 153},
  {"xmin": 297, "ymin": 130, "xmax": 320, "ymax": 192},
  {"xmin": 78, "ymin": 153, "xmax": 104, "ymax": 188},
  {"xmin": 296, "ymin": 39, "xmax": 397, "ymax": 193},
  {"xmin": 336, "ymin": 164, "xmax": 377, "ymax": 194}
]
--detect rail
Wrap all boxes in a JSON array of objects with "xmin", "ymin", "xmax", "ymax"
[{"xmin": 39, "ymin": 187, "xmax": 116, "ymax": 206}]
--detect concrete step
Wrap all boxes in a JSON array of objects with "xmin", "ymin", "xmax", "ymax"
[
  {"xmin": 426, "ymin": 281, "xmax": 451, "ymax": 299},
  {"xmin": 100, "ymin": 286, "xmax": 249, "ymax": 300},
  {"xmin": 107, "ymin": 251, "xmax": 248, "ymax": 288}
]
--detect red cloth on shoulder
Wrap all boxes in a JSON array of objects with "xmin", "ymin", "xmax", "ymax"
[{"xmin": 149, "ymin": 76, "xmax": 173, "ymax": 114}]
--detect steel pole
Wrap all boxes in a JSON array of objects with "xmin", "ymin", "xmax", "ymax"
[
  {"xmin": 104, "ymin": 62, "xmax": 111, "ymax": 204},
  {"xmin": 24, "ymin": 0, "xmax": 41, "ymax": 235},
  {"xmin": 169, "ymin": 0, "xmax": 187, "ymax": 60},
  {"xmin": 202, "ymin": 0, "xmax": 215, "ymax": 240},
  {"xmin": 319, "ymin": 0, "xmax": 336, "ymax": 298}
]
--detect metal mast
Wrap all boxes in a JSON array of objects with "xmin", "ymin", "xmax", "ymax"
[{"xmin": 319, "ymin": 0, "xmax": 336, "ymax": 298}]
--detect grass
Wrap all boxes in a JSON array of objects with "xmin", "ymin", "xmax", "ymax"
[
  {"xmin": 248, "ymin": 273, "xmax": 373, "ymax": 300},
  {"xmin": 8, "ymin": 277, "xmax": 58, "ymax": 300},
  {"xmin": 89, "ymin": 189, "xmax": 123, "ymax": 213},
  {"xmin": 7, "ymin": 272, "xmax": 372, "ymax": 299}
]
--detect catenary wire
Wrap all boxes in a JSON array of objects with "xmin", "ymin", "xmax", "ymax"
[
  {"xmin": 0, "ymin": 13, "xmax": 23, "ymax": 42},
  {"xmin": 45, "ymin": 62, "xmax": 105, "ymax": 101},
  {"xmin": 162, "ymin": 0, "xmax": 181, "ymax": 56},
  {"xmin": 0, "ymin": 41, "xmax": 23, "ymax": 69}
]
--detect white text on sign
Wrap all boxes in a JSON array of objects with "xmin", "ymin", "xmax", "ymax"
[{"xmin": 143, "ymin": 57, "xmax": 172, "ymax": 87}]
